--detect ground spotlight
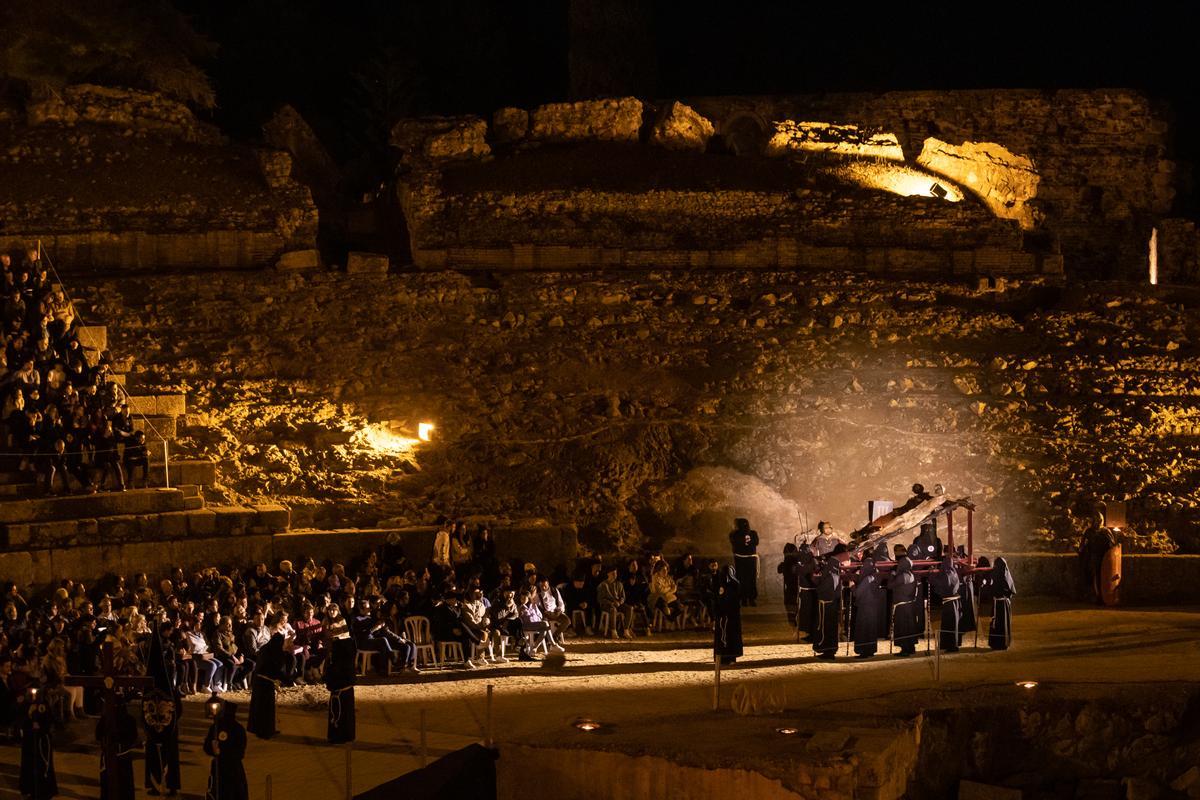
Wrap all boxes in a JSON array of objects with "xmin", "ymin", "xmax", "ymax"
[
  {"xmin": 1016, "ymin": 680, "xmax": 1039, "ymax": 690},
  {"xmin": 573, "ymin": 718, "xmax": 602, "ymax": 732},
  {"xmin": 776, "ymin": 726, "xmax": 799, "ymax": 736}
]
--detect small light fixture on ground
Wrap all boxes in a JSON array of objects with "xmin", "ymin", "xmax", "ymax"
[
  {"xmin": 574, "ymin": 718, "xmax": 602, "ymax": 732},
  {"xmin": 418, "ymin": 422, "xmax": 435, "ymax": 441},
  {"xmin": 776, "ymin": 726, "xmax": 799, "ymax": 736},
  {"xmin": 1016, "ymin": 680, "xmax": 1039, "ymax": 689}
]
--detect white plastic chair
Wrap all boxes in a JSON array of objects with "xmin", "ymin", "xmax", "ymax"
[{"xmin": 404, "ymin": 615, "xmax": 438, "ymax": 668}]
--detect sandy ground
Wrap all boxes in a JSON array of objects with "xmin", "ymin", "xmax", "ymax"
[{"xmin": 2, "ymin": 599, "xmax": 1198, "ymax": 798}]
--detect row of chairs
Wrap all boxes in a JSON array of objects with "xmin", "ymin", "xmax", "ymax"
[{"xmin": 353, "ymin": 614, "xmax": 551, "ymax": 675}]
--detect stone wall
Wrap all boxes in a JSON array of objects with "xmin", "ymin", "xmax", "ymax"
[
  {"xmin": 396, "ymin": 89, "xmax": 1176, "ymax": 281},
  {"xmin": 686, "ymin": 90, "xmax": 1175, "ymax": 280},
  {"xmin": 77, "ymin": 269, "xmax": 1200, "ymax": 560},
  {"xmin": 0, "ymin": 86, "xmax": 317, "ymax": 272}
]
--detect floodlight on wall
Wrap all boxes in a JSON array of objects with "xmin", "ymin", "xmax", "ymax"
[
  {"xmin": 930, "ymin": 183, "xmax": 949, "ymax": 199},
  {"xmin": 418, "ymin": 422, "xmax": 435, "ymax": 442}
]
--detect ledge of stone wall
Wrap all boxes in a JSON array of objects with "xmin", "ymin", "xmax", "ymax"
[{"xmin": 991, "ymin": 553, "xmax": 1200, "ymax": 606}]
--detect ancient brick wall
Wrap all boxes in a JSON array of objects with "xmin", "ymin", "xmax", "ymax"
[{"xmin": 78, "ymin": 269, "xmax": 1200, "ymax": 565}]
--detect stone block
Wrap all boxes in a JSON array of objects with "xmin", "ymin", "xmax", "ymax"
[
  {"xmin": 806, "ymin": 730, "xmax": 851, "ymax": 752},
  {"xmin": 0, "ymin": 551, "xmax": 34, "ymax": 587},
  {"xmin": 275, "ymin": 248, "xmax": 321, "ymax": 271},
  {"xmin": 649, "ymin": 101, "xmax": 714, "ymax": 152},
  {"xmin": 75, "ymin": 325, "xmax": 108, "ymax": 351},
  {"xmin": 126, "ymin": 395, "xmax": 157, "ymax": 416},
  {"xmin": 528, "ymin": 97, "xmax": 643, "ymax": 143},
  {"xmin": 958, "ymin": 780, "xmax": 1023, "ymax": 800},
  {"xmin": 186, "ymin": 509, "xmax": 217, "ymax": 537},
  {"xmin": 3, "ymin": 524, "xmax": 31, "ymax": 548},
  {"xmin": 135, "ymin": 416, "xmax": 177, "ymax": 438},
  {"xmin": 155, "ymin": 394, "xmax": 187, "ymax": 417},
  {"xmin": 254, "ymin": 504, "xmax": 291, "ymax": 532},
  {"xmin": 157, "ymin": 511, "xmax": 190, "ymax": 539},
  {"xmin": 182, "ymin": 495, "xmax": 204, "ymax": 511},
  {"xmin": 211, "ymin": 505, "xmax": 256, "ymax": 536},
  {"xmin": 492, "ymin": 107, "xmax": 529, "ymax": 144},
  {"xmin": 390, "ymin": 115, "xmax": 490, "ymax": 161},
  {"xmin": 346, "ymin": 251, "xmax": 390, "ymax": 274},
  {"xmin": 172, "ymin": 460, "xmax": 217, "ymax": 486}
]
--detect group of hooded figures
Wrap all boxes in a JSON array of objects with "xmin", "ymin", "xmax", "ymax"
[
  {"xmin": 787, "ymin": 545, "xmax": 1017, "ymax": 660},
  {"xmin": 18, "ymin": 625, "xmax": 362, "ymax": 799}
]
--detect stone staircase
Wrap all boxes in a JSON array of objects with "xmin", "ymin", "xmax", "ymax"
[{"xmin": 0, "ymin": 321, "xmax": 292, "ymax": 585}]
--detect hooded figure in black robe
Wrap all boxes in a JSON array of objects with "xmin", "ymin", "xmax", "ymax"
[
  {"xmin": 889, "ymin": 556, "xmax": 921, "ymax": 656},
  {"xmin": 851, "ymin": 558, "xmax": 886, "ymax": 658},
  {"xmin": 794, "ymin": 547, "xmax": 818, "ymax": 639},
  {"xmin": 204, "ymin": 701, "xmax": 249, "ymax": 800},
  {"xmin": 97, "ymin": 702, "xmax": 139, "ymax": 800},
  {"xmin": 778, "ymin": 543, "xmax": 800, "ymax": 623},
  {"xmin": 247, "ymin": 628, "xmax": 285, "ymax": 740},
  {"xmin": 813, "ymin": 557, "xmax": 842, "ymax": 659},
  {"xmin": 729, "ymin": 519, "xmax": 759, "ymax": 607},
  {"xmin": 713, "ymin": 566, "xmax": 743, "ymax": 665},
  {"xmin": 958, "ymin": 560, "xmax": 978, "ymax": 639},
  {"xmin": 929, "ymin": 556, "xmax": 961, "ymax": 652},
  {"xmin": 143, "ymin": 623, "xmax": 182, "ymax": 796},
  {"xmin": 19, "ymin": 693, "xmax": 57, "ymax": 800},
  {"xmin": 907, "ymin": 521, "xmax": 943, "ymax": 561},
  {"xmin": 988, "ymin": 557, "xmax": 1016, "ymax": 650},
  {"xmin": 325, "ymin": 636, "xmax": 357, "ymax": 744}
]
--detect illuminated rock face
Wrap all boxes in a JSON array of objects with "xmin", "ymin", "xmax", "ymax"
[
  {"xmin": 648, "ymin": 101, "xmax": 714, "ymax": 152},
  {"xmin": 917, "ymin": 138, "xmax": 1041, "ymax": 230},
  {"xmin": 390, "ymin": 116, "xmax": 491, "ymax": 163},
  {"xmin": 765, "ymin": 121, "xmax": 905, "ymax": 161},
  {"xmin": 528, "ymin": 97, "xmax": 644, "ymax": 143}
]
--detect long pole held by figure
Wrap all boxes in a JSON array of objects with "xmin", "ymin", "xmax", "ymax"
[
  {"xmin": 266, "ymin": 774, "xmax": 273, "ymax": 800},
  {"xmin": 712, "ymin": 656, "xmax": 721, "ymax": 712},
  {"xmin": 485, "ymin": 684, "xmax": 494, "ymax": 748},
  {"xmin": 344, "ymin": 743, "xmax": 353, "ymax": 800}
]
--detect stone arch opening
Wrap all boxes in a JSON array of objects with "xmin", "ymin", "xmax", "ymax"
[{"xmin": 720, "ymin": 112, "xmax": 770, "ymax": 157}]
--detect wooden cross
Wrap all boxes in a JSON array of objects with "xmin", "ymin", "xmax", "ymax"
[{"xmin": 65, "ymin": 640, "xmax": 154, "ymax": 799}]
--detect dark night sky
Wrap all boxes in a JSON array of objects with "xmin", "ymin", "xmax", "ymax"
[{"xmin": 177, "ymin": 2, "xmax": 1196, "ymax": 196}]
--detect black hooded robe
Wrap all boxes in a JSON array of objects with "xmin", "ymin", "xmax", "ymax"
[
  {"xmin": 247, "ymin": 633, "xmax": 284, "ymax": 740},
  {"xmin": 929, "ymin": 558, "xmax": 961, "ymax": 652},
  {"xmin": 852, "ymin": 560, "xmax": 886, "ymax": 658},
  {"xmin": 795, "ymin": 551, "xmax": 818, "ymax": 639},
  {"xmin": 713, "ymin": 566, "xmax": 743, "ymax": 664},
  {"xmin": 97, "ymin": 704, "xmax": 139, "ymax": 800},
  {"xmin": 988, "ymin": 557, "xmax": 1016, "ymax": 650},
  {"xmin": 205, "ymin": 705, "xmax": 250, "ymax": 800},
  {"xmin": 958, "ymin": 563, "xmax": 978, "ymax": 639},
  {"xmin": 889, "ymin": 559, "xmax": 922, "ymax": 655},
  {"xmin": 144, "ymin": 624, "xmax": 182, "ymax": 794},
  {"xmin": 19, "ymin": 701, "xmax": 57, "ymax": 800},
  {"xmin": 813, "ymin": 563, "xmax": 841, "ymax": 658},
  {"xmin": 325, "ymin": 637, "xmax": 357, "ymax": 744},
  {"xmin": 729, "ymin": 519, "xmax": 759, "ymax": 606}
]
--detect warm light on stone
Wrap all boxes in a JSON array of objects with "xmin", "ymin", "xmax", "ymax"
[
  {"xmin": 827, "ymin": 160, "xmax": 965, "ymax": 201},
  {"xmin": 418, "ymin": 422, "xmax": 435, "ymax": 441},
  {"xmin": 353, "ymin": 423, "xmax": 419, "ymax": 454}
]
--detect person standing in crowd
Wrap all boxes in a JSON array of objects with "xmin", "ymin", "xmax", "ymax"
[
  {"xmin": 851, "ymin": 558, "xmax": 886, "ymax": 658},
  {"xmin": 888, "ymin": 556, "xmax": 922, "ymax": 656},
  {"xmin": 811, "ymin": 521, "xmax": 836, "ymax": 557},
  {"xmin": 728, "ymin": 518, "xmax": 760, "ymax": 607},
  {"xmin": 778, "ymin": 543, "xmax": 801, "ymax": 627},
  {"xmin": 325, "ymin": 633, "xmax": 357, "ymax": 744},
  {"xmin": 713, "ymin": 566, "xmax": 743, "ymax": 666},
  {"xmin": 247, "ymin": 613, "xmax": 286, "ymax": 739},
  {"xmin": 204, "ymin": 701, "xmax": 249, "ymax": 800},
  {"xmin": 813, "ymin": 556, "xmax": 842, "ymax": 660},
  {"xmin": 929, "ymin": 556, "xmax": 962, "ymax": 652},
  {"xmin": 1079, "ymin": 510, "xmax": 1120, "ymax": 605},
  {"xmin": 987, "ymin": 557, "xmax": 1016, "ymax": 650},
  {"xmin": 794, "ymin": 546, "xmax": 818, "ymax": 640},
  {"xmin": 19, "ymin": 689, "xmax": 58, "ymax": 800}
]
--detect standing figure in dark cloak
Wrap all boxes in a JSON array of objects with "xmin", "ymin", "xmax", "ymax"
[
  {"xmin": 888, "ymin": 556, "xmax": 921, "ymax": 656},
  {"xmin": 929, "ymin": 556, "xmax": 961, "ymax": 652},
  {"xmin": 1079, "ymin": 511, "xmax": 1119, "ymax": 605},
  {"xmin": 143, "ymin": 622, "xmax": 182, "ymax": 797},
  {"xmin": 813, "ymin": 557, "xmax": 842, "ymax": 660},
  {"xmin": 325, "ymin": 636, "xmax": 357, "ymax": 744},
  {"xmin": 794, "ymin": 547, "xmax": 818, "ymax": 639},
  {"xmin": 851, "ymin": 558, "xmax": 886, "ymax": 658},
  {"xmin": 204, "ymin": 701, "xmax": 249, "ymax": 800},
  {"xmin": 729, "ymin": 518, "xmax": 760, "ymax": 606},
  {"xmin": 712, "ymin": 566, "xmax": 743, "ymax": 665},
  {"xmin": 907, "ymin": 521, "xmax": 943, "ymax": 561},
  {"xmin": 975, "ymin": 556, "xmax": 993, "ymax": 634},
  {"xmin": 987, "ymin": 557, "xmax": 1016, "ymax": 650},
  {"xmin": 958, "ymin": 559, "xmax": 978, "ymax": 641},
  {"xmin": 777, "ymin": 543, "xmax": 800, "ymax": 626},
  {"xmin": 19, "ymin": 691, "xmax": 57, "ymax": 800},
  {"xmin": 247, "ymin": 613, "xmax": 286, "ymax": 740},
  {"xmin": 97, "ymin": 702, "xmax": 139, "ymax": 800}
]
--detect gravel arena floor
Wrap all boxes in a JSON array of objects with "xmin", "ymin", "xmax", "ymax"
[{"xmin": 2, "ymin": 599, "xmax": 1198, "ymax": 798}]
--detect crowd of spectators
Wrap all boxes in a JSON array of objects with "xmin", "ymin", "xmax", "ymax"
[
  {"xmin": 0, "ymin": 246, "xmax": 150, "ymax": 494},
  {"xmin": 0, "ymin": 518, "xmax": 721, "ymax": 733}
]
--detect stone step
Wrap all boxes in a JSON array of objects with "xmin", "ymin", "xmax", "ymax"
[
  {"xmin": 126, "ymin": 394, "xmax": 186, "ymax": 418},
  {"xmin": 0, "ymin": 502, "xmax": 290, "ymax": 551},
  {"xmin": 0, "ymin": 487, "xmax": 188, "ymax": 525},
  {"xmin": 0, "ymin": 471, "xmax": 36, "ymax": 487},
  {"xmin": 76, "ymin": 325, "xmax": 107, "ymax": 352},
  {"xmin": 0, "ymin": 482, "xmax": 40, "ymax": 498},
  {"xmin": 133, "ymin": 415, "xmax": 177, "ymax": 439}
]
